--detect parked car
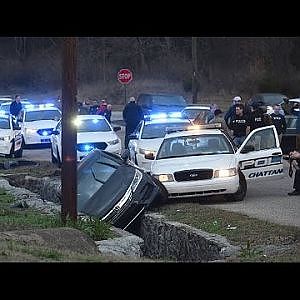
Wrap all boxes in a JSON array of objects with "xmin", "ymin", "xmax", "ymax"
[
  {"xmin": 77, "ymin": 149, "xmax": 168, "ymax": 230},
  {"xmin": 147, "ymin": 124, "xmax": 283, "ymax": 202},
  {"xmin": 51, "ymin": 114, "xmax": 122, "ymax": 165},
  {"xmin": 128, "ymin": 114, "xmax": 192, "ymax": 172},
  {"xmin": 0, "ymin": 113, "xmax": 23, "ymax": 157},
  {"xmin": 136, "ymin": 93, "xmax": 187, "ymax": 117},
  {"xmin": 181, "ymin": 105, "xmax": 210, "ymax": 122},
  {"xmin": 248, "ymin": 93, "xmax": 287, "ymax": 114}
]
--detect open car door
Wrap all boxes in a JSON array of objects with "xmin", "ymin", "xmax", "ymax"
[{"xmin": 236, "ymin": 125, "xmax": 284, "ymax": 181}]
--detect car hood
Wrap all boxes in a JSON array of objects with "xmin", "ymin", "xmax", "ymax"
[
  {"xmin": 138, "ymin": 138, "xmax": 164, "ymax": 152},
  {"xmin": 151, "ymin": 154, "xmax": 236, "ymax": 173},
  {"xmin": 77, "ymin": 131, "xmax": 119, "ymax": 143},
  {"xmin": 24, "ymin": 120, "xmax": 58, "ymax": 129}
]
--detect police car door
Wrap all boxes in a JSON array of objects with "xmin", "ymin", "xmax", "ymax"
[
  {"xmin": 236, "ymin": 125, "xmax": 283, "ymax": 181},
  {"xmin": 128, "ymin": 121, "xmax": 143, "ymax": 162}
]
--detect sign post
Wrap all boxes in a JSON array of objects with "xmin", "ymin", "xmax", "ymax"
[{"xmin": 117, "ymin": 68, "xmax": 133, "ymax": 105}]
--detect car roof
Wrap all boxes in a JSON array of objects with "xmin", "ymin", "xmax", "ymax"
[
  {"xmin": 164, "ymin": 128, "xmax": 223, "ymax": 139},
  {"xmin": 25, "ymin": 106, "xmax": 60, "ymax": 112},
  {"xmin": 183, "ymin": 105, "xmax": 210, "ymax": 110},
  {"xmin": 254, "ymin": 93, "xmax": 287, "ymax": 97},
  {"xmin": 144, "ymin": 118, "xmax": 191, "ymax": 125},
  {"xmin": 138, "ymin": 92, "xmax": 184, "ymax": 97},
  {"xmin": 76, "ymin": 114, "xmax": 106, "ymax": 120}
]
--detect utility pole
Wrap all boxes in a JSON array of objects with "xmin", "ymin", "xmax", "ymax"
[
  {"xmin": 61, "ymin": 37, "xmax": 78, "ymax": 223},
  {"xmin": 192, "ymin": 37, "xmax": 198, "ymax": 104}
]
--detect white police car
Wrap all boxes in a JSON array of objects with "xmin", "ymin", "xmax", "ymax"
[
  {"xmin": 51, "ymin": 114, "xmax": 121, "ymax": 165},
  {"xmin": 148, "ymin": 124, "xmax": 283, "ymax": 201},
  {"xmin": 17, "ymin": 103, "xmax": 61, "ymax": 146},
  {"xmin": 181, "ymin": 105, "xmax": 210, "ymax": 122},
  {"xmin": 128, "ymin": 112, "xmax": 192, "ymax": 172},
  {"xmin": 0, "ymin": 112, "xmax": 23, "ymax": 157}
]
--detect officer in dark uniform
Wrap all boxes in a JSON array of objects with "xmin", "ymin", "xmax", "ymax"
[
  {"xmin": 270, "ymin": 104, "xmax": 287, "ymax": 144},
  {"xmin": 228, "ymin": 103, "xmax": 249, "ymax": 147},
  {"xmin": 10, "ymin": 95, "xmax": 23, "ymax": 118},
  {"xmin": 248, "ymin": 102, "xmax": 272, "ymax": 132},
  {"xmin": 123, "ymin": 96, "xmax": 144, "ymax": 149}
]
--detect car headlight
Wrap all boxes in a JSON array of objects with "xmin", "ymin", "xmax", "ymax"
[
  {"xmin": 139, "ymin": 148, "xmax": 155, "ymax": 155},
  {"xmin": 0, "ymin": 136, "xmax": 10, "ymax": 142},
  {"xmin": 26, "ymin": 128, "xmax": 37, "ymax": 134},
  {"xmin": 107, "ymin": 139, "xmax": 120, "ymax": 145},
  {"xmin": 153, "ymin": 174, "xmax": 174, "ymax": 182},
  {"xmin": 214, "ymin": 168, "xmax": 237, "ymax": 178},
  {"xmin": 131, "ymin": 169, "xmax": 143, "ymax": 192}
]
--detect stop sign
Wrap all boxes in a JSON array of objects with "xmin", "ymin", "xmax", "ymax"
[{"xmin": 117, "ymin": 68, "xmax": 133, "ymax": 84}]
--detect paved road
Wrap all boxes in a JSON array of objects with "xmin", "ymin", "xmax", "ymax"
[{"xmin": 21, "ymin": 111, "xmax": 300, "ymax": 228}]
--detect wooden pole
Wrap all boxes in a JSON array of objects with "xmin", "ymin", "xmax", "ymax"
[
  {"xmin": 192, "ymin": 37, "xmax": 198, "ymax": 104},
  {"xmin": 61, "ymin": 37, "xmax": 78, "ymax": 223}
]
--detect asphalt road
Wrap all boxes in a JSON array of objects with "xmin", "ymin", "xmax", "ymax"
[{"xmin": 21, "ymin": 111, "xmax": 300, "ymax": 228}]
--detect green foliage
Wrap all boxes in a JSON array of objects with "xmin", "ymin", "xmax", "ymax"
[
  {"xmin": 239, "ymin": 240, "xmax": 264, "ymax": 260},
  {"xmin": 64, "ymin": 216, "xmax": 115, "ymax": 241},
  {"xmin": 0, "ymin": 188, "xmax": 15, "ymax": 203}
]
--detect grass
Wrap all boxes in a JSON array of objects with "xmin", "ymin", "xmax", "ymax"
[
  {"xmin": 0, "ymin": 188, "xmax": 114, "ymax": 241},
  {"xmin": 151, "ymin": 202, "xmax": 300, "ymax": 262}
]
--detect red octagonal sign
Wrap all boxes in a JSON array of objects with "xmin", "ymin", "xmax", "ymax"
[{"xmin": 117, "ymin": 68, "xmax": 133, "ymax": 84}]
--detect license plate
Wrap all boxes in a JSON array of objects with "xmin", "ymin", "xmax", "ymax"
[{"xmin": 41, "ymin": 138, "xmax": 51, "ymax": 143}]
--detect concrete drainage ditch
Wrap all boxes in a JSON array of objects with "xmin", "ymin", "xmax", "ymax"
[{"xmin": 1, "ymin": 173, "xmax": 241, "ymax": 262}]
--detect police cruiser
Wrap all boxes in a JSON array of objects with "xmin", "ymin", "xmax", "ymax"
[
  {"xmin": 128, "ymin": 112, "xmax": 192, "ymax": 172},
  {"xmin": 51, "ymin": 114, "xmax": 121, "ymax": 165},
  {"xmin": 148, "ymin": 124, "xmax": 283, "ymax": 201},
  {"xmin": 0, "ymin": 112, "xmax": 23, "ymax": 157},
  {"xmin": 18, "ymin": 103, "xmax": 61, "ymax": 146}
]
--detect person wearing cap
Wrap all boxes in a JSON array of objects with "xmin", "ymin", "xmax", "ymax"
[
  {"xmin": 123, "ymin": 96, "xmax": 144, "ymax": 149},
  {"xmin": 224, "ymin": 96, "xmax": 243, "ymax": 126}
]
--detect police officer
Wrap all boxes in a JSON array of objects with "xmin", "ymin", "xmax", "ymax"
[
  {"xmin": 270, "ymin": 104, "xmax": 287, "ymax": 144},
  {"xmin": 248, "ymin": 102, "xmax": 272, "ymax": 132},
  {"xmin": 228, "ymin": 103, "xmax": 249, "ymax": 147},
  {"xmin": 123, "ymin": 96, "xmax": 144, "ymax": 149},
  {"xmin": 10, "ymin": 95, "xmax": 23, "ymax": 118}
]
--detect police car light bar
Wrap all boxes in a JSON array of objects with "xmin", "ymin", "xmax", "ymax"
[
  {"xmin": 188, "ymin": 123, "xmax": 222, "ymax": 130},
  {"xmin": 144, "ymin": 111, "xmax": 183, "ymax": 121},
  {"xmin": 165, "ymin": 126, "xmax": 190, "ymax": 134}
]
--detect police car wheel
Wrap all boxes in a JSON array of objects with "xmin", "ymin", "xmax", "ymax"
[
  {"xmin": 226, "ymin": 171, "xmax": 247, "ymax": 202},
  {"xmin": 14, "ymin": 147, "xmax": 23, "ymax": 158}
]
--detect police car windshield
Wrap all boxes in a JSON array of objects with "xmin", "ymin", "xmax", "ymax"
[
  {"xmin": 25, "ymin": 110, "xmax": 61, "ymax": 122},
  {"xmin": 157, "ymin": 134, "xmax": 234, "ymax": 159},
  {"xmin": 183, "ymin": 109, "xmax": 209, "ymax": 119},
  {"xmin": 0, "ymin": 117, "xmax": 10, "ymax": 129},
  {"xmin": 152, "ymin": 95, "xmax": 186, "ymax": 106},
  {"xmin": 142, "ymin": 122, "xmax": 190, "ymax": 139},
  {"xmin": 76, "ymin": 119, "xmax": 111, "ymax": 133}
]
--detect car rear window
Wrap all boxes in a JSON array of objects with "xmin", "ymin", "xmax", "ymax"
[
  {"xmin": 76, "ymin": 118, "xmax": 111, "ymax": 133},
  {"xmin": 151, "ymin": 95, "xmax": 187, "ymax": 106},
  {"xmin": 0, "ymin": 117, "xmax": 10, "ymax": 129}
]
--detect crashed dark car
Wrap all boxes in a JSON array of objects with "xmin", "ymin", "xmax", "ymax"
[{"xmin": 77, "ymin": 149, "xmax": 167, "ymax": 230}]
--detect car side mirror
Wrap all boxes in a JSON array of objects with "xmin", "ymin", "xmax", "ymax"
[
  {"xmin": 128, "ymin": 133, "xmax": 138, "ymax": 140},
  {"xmin": 121, "ymin": 149, "xmax": 130, "ymax": 162},
  {"xmin": 52, "ymin": 130, "xmax": 60, "ymax": 135},
  {"xmin": 144, "ymin": 152, "xmax": 155, "ymax": 160},
  {"xmin": 240, "ymin": 144, "xmax": 255, "ymax": 153},
  {"xmin": 13, "ymin": 125, "xmax": 21, "ymax": 130},
  {"xmin": 113, "ymin": 126, "xmax": 121, "ymax": 132}
]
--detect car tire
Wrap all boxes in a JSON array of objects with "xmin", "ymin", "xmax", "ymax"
[
  {"xmin": 14, "ymin": 146, "xmax": 23, "ymax": 158},
  {"xmin": 225, "ymin": 170, "xmax": 247, "ymax": 202},
  {"xmin": 51, "ymin": 147, "xmax": 58, "ymax": 164}
]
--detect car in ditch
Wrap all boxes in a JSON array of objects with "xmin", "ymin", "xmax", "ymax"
[
  {"xmin": 128, "ymin": 113, "xmax": 192, "ymax": 172},
  {"xmin": 0, "ymin": 112, "xmax": 23, "ymax": 157},
  {"xmin": 51, "ymin": 114, "xmax": 122, "ymax": 165},
  {"xmin": 147, "ymin": 124, "xmax": 283, "ymax": 202},
  {"xmin": 77, "ymin": 149, "xmax": 168, "ymax": 230}
]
